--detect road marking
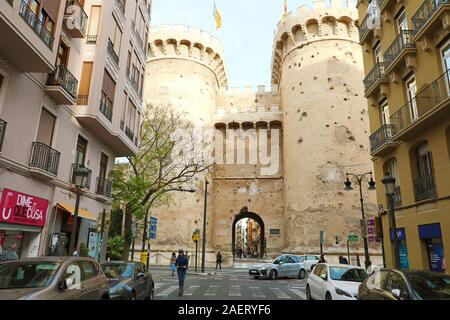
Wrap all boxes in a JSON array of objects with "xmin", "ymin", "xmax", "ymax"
[
  {"xmin": 249, "ymin": 286, "xmax": 266, "ymax": 298},
  {"xmin": 229, "ymin": 285, "xmax": 241, "ymax": 297},
  {"xmin": 270, "ymin": 287, "xmax": 291, "ymax": 299},
  {"xmin": 183, "ymin": 285, "xmax": 200, "ymax": 296},
  {"xmin": 156, "ymin": 286, "xmax": 178, "ymax": 297},
  {"xmin": 289, "ymin": 288, "xmax": 307, "ymax": 300},
  {"xmin": 204, "ymin": 285, "xmax": 220, "ymax": 296}
]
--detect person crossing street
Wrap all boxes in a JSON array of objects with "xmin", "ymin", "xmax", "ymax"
[{"xmin": 176, "ymin": 249, "xmax": 189, "ymax": 296}]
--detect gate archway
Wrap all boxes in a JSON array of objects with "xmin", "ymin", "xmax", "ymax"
[{"xmin": 232, "ymin": 207, "xmax": 265, "ymax": 259}]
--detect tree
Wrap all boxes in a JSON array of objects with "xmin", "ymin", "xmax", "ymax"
[{"xmin": 110, "ymin": 104, "xmax": 212, "ymax": 260}]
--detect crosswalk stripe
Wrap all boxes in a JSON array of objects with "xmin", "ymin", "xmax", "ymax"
[
  {"xmin": 249, "ymin": 286, "xmax": 266, "ymax": 298},
  {"xmin": 205, "ymin": 285, "xmax": 220, "ymax": 296},
  {"xmin": 229, "ymin": 285, "xmax": 241, "ymax": 297},
  {"xmin": 156, "ymin": 286, "xmax": 178, "ymax": 297},
  {"xmin": 184, "ymin": 285, "xmax": 200, "ymax": 296},
  {"xmin": 289, "ymin": 288, "xmax": 307, "ymax": 300},
  {"xmin": 270, "ymin": 287, "xmax": 291, "ymax": 299}
]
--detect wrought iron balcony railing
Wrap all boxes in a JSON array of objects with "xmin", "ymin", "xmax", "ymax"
[
  {"xmin": 369, "ymin": 124, "xmax": 396, "ymax": 152},
  {"xmin": 19, "ymin": 0, "xmax": 54, "ymax": 49},
  {"xmin": 414, "ymin": 174, "xmax": 436, "ymax": 201},
  {"xmin": 100, "ymin": 100, "xmax": 113, "ymax": 122},
  {"xmin": 47, "ymin": 65, "xmax": 78, "ymax": 99},
  {"xmin": 412, "ymin": 0, "xmax": 449, "ymax": 36},
  {"xmin": 77, "ymin": 95, "xmax": 89, "ymax": 105},
  {"xmin": 0, "ymin": 119, "xmax": 7, "ymax": 153},
  {"xmin": 363, "ymin": 62, "xmax": 387, "ymax": 94},
  {"xmin": 383, "ymin": 30, "xmax": 415, "ymax": 71},
  {"xmin": 29, "ymin": 142, "xmax": 60, "ymax": 176},
  {"xmin": 71, "ymin": 163, "xmax": 92, "ymax": 189},
  {"xmin": 107, "ymin": 39, "xmax": 120, "ymax": 66},
  {"xmin": 96, "ymin": 178, "xmax": 112, "ymax": 198},
  {"xmin": 390, "ymin": 68, "xmax": 450, "ymax": 134},
  {"xmin": 6, "ymin": 0, "xmax": 13, "ymax": 6},
  {"xmin": 358, "ymin": 14, "xmax": 369, "ymax": 43},
  {"xmin": 65, "ymin": 0, "xmax": 88, "ymax": 35}
]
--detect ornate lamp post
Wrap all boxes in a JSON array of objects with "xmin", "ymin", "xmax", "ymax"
[
  {"xmin": 344, "ymin": 171, "xmax": 376, "ymax": 269},
  {"xmin": 381, "ymin": 173, "xmax": 400, "ymax": 269},
  {"xmin": 201, "ymin": 180, "xmax": 209, "ymax": 273},
  {"xmin": 69, "ymin": 166, "xmax": 91, "ymax": 255}
]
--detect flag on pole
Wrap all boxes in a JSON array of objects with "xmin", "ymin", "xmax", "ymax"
[{"xmin": 213, "ymin": 2, "xmax": 222, "ymax": 29}]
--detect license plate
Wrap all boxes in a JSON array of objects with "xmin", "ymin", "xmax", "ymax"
[{"xmin": 249, "ymin": 270, "xmax": 258, "ymax": 275}]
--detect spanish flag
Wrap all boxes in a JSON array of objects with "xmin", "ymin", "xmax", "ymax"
[{"xmin": 213, "ymin": 2, "xmax": 222, "ymax": 29}]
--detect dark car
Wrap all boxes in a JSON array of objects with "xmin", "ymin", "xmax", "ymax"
[
  {"xmin": 358, "ymin": 268, "xmax": 450, "ymax": 300},
  {"xmin": 101, "ymin": 261, "xmax": 154, "ymax": 300},
  {"xmin": 0, "ymin": 257, "xmax": 110, "ymax": 300}
]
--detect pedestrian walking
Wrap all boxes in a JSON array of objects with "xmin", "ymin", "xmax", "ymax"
[
  {"xmin": 339, "ymin": 255, "xmax": 348, "ymax": 264},
  {"xmin": 215, "ymin": 251, "xmax": 223, "ymax": 271},
  {"xmin": 170, "ymin": 252, "xmax": 177, "ymax": 277},
  {"xmin": 318, "ymin": 254, "xmax": 327, "ymax": 263},
  {"xmin": 356, "ymin": 255, "xmax": 361, "ymax": 267},
  {"xmin": 176, "ymin": 249, "xmax": 189, "ymax": 296}
]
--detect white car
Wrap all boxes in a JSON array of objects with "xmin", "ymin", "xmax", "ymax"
[
  {"xmin": 306, "ymin": 263, "xmax": 369, "ymax": 300},
  {"xmin": 298, "ymin": 255, "xmax": 320, "ymax": 271}
]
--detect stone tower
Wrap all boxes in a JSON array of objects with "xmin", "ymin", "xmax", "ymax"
[{"xmin": 272, "ymin": 0, "xmax": 377, "ymax": 253}]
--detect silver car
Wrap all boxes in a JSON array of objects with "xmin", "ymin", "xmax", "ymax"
[
  {"xmin": 0, "ymin": 257, "xmax": 110, "ymax": 300},
  {"xmin": 249, "ymin": 254, "xmax": 308, "ymax": 280}
]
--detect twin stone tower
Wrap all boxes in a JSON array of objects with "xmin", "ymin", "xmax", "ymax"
[{"xmin": 143, "ymin": 0, "xmax": 379, "ymax": 264}]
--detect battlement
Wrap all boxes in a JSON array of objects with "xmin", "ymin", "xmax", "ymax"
[
  {"xmin": 148, "ymin": 24, "xmax": 228, "ymax": 87},
  {"xmin": 218, "ymin": 85, "xmax": 279, "ymax": 97}
]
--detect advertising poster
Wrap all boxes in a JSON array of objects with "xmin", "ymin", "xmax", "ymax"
[{"xmin": 0, "ymin": 189, "xmax": 48, "ymax": 227}]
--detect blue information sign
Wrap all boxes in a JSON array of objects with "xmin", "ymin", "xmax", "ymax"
[
  {"xmin": 149, "ymin": 233, "xmax": 156, "ymax": 239},
  {"xmin": 149, "ymin": 225, "xmax": 157, "ymax": 232}
]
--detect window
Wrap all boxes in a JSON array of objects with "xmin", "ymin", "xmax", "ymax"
[
  {"xmin": 78, "ymin": 62, "xmax": 93, "ymax": 104},
  {"xmin": 380, "ymin": 99, "xmax": 390, "ymax": 125},
  {"xmin": 99, "ymin": 153, "xmax": 108, "ymax": 182},
  {"xmin": 396, "ymin": 9, "xmax": 408, "ymax": 33},
  {"xmin": 27, "ymin": 0, "xmax": 56, "ymax": 35},
  {"xmin": 386, "ymin": 158, "xmax": 399, "ymax": 184},
  {"xmin": 374, "ymin": 42, "xmax": 383, "ymax": 64},
  {"xmin": 110, "ymin": 17, "xmax": 122, "ymax": 55},
  {"xmin": 87, "ymin": 6, "xmax": 101, "ymax": 39},
  {"xmin": 126, "ymin": 99, "xmax": 136, "ymax": 136},
  {"xmin": 75, "ymin": 136, "xmax": 88, "ymax": 166},
  {"xmin": 121, "ymin": 92, "xmax": 127, "ymax": 129},
  {"xmin": 313, "ymin": 265, "xmax": 323, "ymax": 276},
  {"xmin": 441, "ymin": 41, "xmax": 450, "ymax": 89},
  {"xmin": 126, "ymin": 50, "xmax": 132, "ymax": 76},
  {"xmin": 417, "ymin": 143, "xmax": 434, "ymax": 179},
  {"xmin": 367, "ymin": 270, "xmax": 388, "ymax": 290},
  {"xmin": 385, "ymin": 272, "xmax": 409, "ymax": 299},
  {"xmin": 101, "ymin": 69, "xmax": 116, "ymax": 116},
  {"xmin": 406, "ymin": 74, "xmax": 418, "ymax": 121},
  {"xmin": 56, "ymin": 42, "xmax": 69, "ymax": 67},
  {"xmin": 81, "ymin": 261, "xmax": 96, "ymax": 280},
  {"xmin": 36, "ymin": 108, "xmax": 56, "ymax": 146}
]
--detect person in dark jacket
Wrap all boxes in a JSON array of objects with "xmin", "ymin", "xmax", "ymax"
[
  {"xmin": 215, "ymin": 251, "xmax": 223, "ymax": 271},
  {"xmin": 339, "ymin": 255, "xmax": 349, "ymax": 264},
  {"xmin": 318, "ymin": 254, "xmax": 327, "ymax": 263},
  {"xmin": 356, "ymin": 255, "xmax": 361, "ymax": 267},
  {"xmin": 176, "ymin": 249, "xmax": 189, "ymax": 296}
]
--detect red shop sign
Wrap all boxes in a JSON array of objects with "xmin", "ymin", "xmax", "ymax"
[{"xmin": 0, "ymin": 189, "xmax": 48, "ymax": 227}]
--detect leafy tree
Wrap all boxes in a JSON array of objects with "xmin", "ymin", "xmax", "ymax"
[{"xmin": 107, "ymin": 236, "xmax": 125, "ymax": 261}]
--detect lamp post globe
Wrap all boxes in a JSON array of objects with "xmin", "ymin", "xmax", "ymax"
[{"xmin": 381, "ymin": 174, "xmax": 396, "ymax": 195}]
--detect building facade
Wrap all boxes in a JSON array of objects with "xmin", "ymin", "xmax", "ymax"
[
  {"xmin": 357, "ymin": 0, "xmax": 450, "ymax": 272},
  {"xmin": 0, "ymin": 0, "xmax": 151, "ymax": 260},
  {"xmin": 144, "ymin": 0, "xmax": 381, "ymax": 266}
]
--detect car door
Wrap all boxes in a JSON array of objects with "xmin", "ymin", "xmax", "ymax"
[
  {"xmin": 80, "ymin": 260, "xmax": 101, "ymax": 300},
  {"xmin": 288, "ymin": 256, "xmax": 299, "ymax": 278},
  {"xmin": 278, "ymin": 256, "xmax": 290, "ymax": 277},
  {"xmin": 134, "ymin": 263, "xmax": 147, "ymax": 300},
  {"xmin": 59, "ymin": 261, "xmax": 83, "ymax": 300},
  {"xmin": 384, "ymin": 271, "xmax": 410, "ymax": 300},
  {"xmin": 309, "ymin": 264, "xmax": 322, "ymax": 299},
  {"xmin": 317, "ymin": 265, "xmax": 329, "ymax": 299}
]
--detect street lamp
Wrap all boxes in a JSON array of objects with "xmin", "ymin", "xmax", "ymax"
[
  {"xmin": 381, "ymin": 173, "xmax": 400, "ymax": 269},
  {"xmin": 68, "ymin": 165, "xmax": 91, "ymax": 255},
  {"xmin": 201, "ymin": 180, "xmax": 209, "ymax": 273},
  {"xmin": 344, "ymin": 171, "xmax": 375, "ymax": 269}
]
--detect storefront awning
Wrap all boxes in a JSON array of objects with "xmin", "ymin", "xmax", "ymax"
[{"xmin": 57, "ymin": 203, "xmax": 98, "ymax": 222}]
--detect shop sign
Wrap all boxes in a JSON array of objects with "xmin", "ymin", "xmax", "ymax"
[{"xmin": 0, "ymin": 189, "xmax": 48, "ymax": 227}]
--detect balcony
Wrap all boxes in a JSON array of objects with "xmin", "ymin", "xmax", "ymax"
[
  {"xmin": 383, "ymin": 30, "xmax": 416, "ymax": 75},
  {"xmin": 63, "ymin": 0, "xmax": 88, "ymax": 38},
  {"xmin": 358, "ymin": 13, "xmax": 382, "ymax": 45},
  {"xmin": 369, "ymin": 124, "xmax": 397, "ymax": 155},
  {"xmin": 413, "ymin": 0, "xmax": 450, "ymax": 43},
  {"xmin": 0, "ymin": 0, "xmax": 56, "ymax": 72},
  {"xmin": 0, "ymin": 119, "xmax": 6, "ymax": 153},
  {"xmin": 71, "ymin": 163, "xmax": 92, "ymax": 189},
  {"xmin": 131, "ymin": 21, "xmax": 146, "ymax": 60},
  {"xmin": 364, "ymin": 62, "xmax": 389, "ymax": 97},
  {"xmin": 414, "ymin": 174, "xmax": 436, "ymax": 202},
  {"xmin": 29, "ymin": 142, "xmax": 60, "ymax": 177},
  {"xmin": 45, "ymin": 65, "xmax": 78, "ymax": 105},
  {"xmin": 96, "ymin": 178, "xmax": 112, "ymax": 199},
  {"xmin": 107, "ymin": 39, "xmax": 120, "ymax": 66},
  {"xmin": 390, "ymin": 68, "xmax": 450, "ymax": 140},
  {"xmin": 99, "ymin": 100, "xmax": 113, "ymax": 122}
]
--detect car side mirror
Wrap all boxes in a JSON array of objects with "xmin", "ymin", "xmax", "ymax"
[
  {"xmin": 279, "ymin": 262, "xmax": 284, "ymax": 265},
  {"xmin": 391, "ymin": 289, "xmax": 401, "ymax": 299},
  {"xmin": 320, "ymin": 274, "xmax": 327, "ymax": 281},
  {"xmin": 136, "ymin": 272, "xmax": 145, "ymax": 279}
]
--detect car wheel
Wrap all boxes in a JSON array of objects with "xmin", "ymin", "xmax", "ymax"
[
  {"xmin": 131, "ymin": 291, "xmax": 137, "ymax": 300},
  {"xmin": 306, "ymin": 285, "xmax": 313, "ymax": 300},
  {"xmin": 325, "ymin": 292, "xmax": 332, "ymax": 300},
  {"xmin": 298, "ymin": 269, "xmax": 306, "ymax": 279},
  {"xmin": 269, "ymin": 270, "xmax": 277, "ymax": 280}
]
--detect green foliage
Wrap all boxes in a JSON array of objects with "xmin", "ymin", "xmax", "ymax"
[
  {"xmin": 79, "ymin": 243, "xmax": 89, "ymax": 257},
  {"xmin": 107, "ymin": 236, "xmax": 124, "ymax": 261},
  {"xmin": 109, "ymin": 208, "xmax": 124, "ymax": 238}
]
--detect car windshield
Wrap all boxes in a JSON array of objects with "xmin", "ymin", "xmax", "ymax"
[
  {"xmin": 102, "ymin": 263, "xmax": 134, "ymax": 279},
  {"xmin": 0, "ymin": 261, "xmax": 61, "ymax": 289},
  {"xmin": 408, "ymin": 273, "xmax": 450, "ymax": 300},
  {"xmin": 329, "ymin": 266, "xmax": 368, "ymax": 282}
]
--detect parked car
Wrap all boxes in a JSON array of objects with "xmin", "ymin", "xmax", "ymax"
[
  {"xmin": 249, "ymin": 254, "xmax": 308, "ymax": 280},
  {"xmin": 358, "ymin": 268, "xmax": 450, "ymax": 300},
  {"xmin": 298, "ymin": 255, "xmax": 320, "ymax": 271},
  {"xmin": 0, "ymin": 257, "xmax": 110, "ymax": 300},
  {"xmin": 101, "ymin": 261, "xmax": 154, "ymax": 300},
  {"xmin": 306, "ymin": 263, "xmax": 368, "ymax": 300}
]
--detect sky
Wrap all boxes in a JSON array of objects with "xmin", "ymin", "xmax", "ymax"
[{"xmin": 151, "ymin": 0, "xmax": 311, "ymax": 89}]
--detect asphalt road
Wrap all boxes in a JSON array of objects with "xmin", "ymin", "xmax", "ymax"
[{"xmin": 150, "ymin": 267, "xmax": 307, "ymax": 300}]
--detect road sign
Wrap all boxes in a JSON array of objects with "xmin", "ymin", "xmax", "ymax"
[
  {"xmin": 149, "ymin": 233, "xmax": 156, "ymax": 239},
  {"xmin": 192, "ymin": 228, "xmax": 200, "ymax": 241},
  {"xmin": 150, "ymin": 216, "xmax": 158, "ymax": 224},
  {"xmin": 366, "ymin": 218, "xmax": 381, "ymax": 244},
  {"xmin": 347, "ymin": 234, "xmax": 359, "ymax": 242},
  {"xmin": 149, "ymin": 224, "xmax": 157, "ymax": 232},
  {"xmin": 320, "ymin": 231, "xmax": 324, "ymax": 244}
]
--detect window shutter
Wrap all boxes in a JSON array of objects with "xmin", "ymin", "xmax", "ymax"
[{"xmin": 42, "ymin": 0, "xmax": 61, "ymax": 23}]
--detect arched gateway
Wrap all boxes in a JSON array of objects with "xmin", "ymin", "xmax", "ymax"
[{"xmin": 231, "ymin": 207, "xmax": 265, "ymax": 259}]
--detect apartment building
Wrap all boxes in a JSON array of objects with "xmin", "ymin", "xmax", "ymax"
[
  {"xmin": 0, "ymin": 0, "xmax": 151, "ymax": 260},
  {"xmin": 357, "ymin": 0, "xmax": 450, "ymax": 272}
]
